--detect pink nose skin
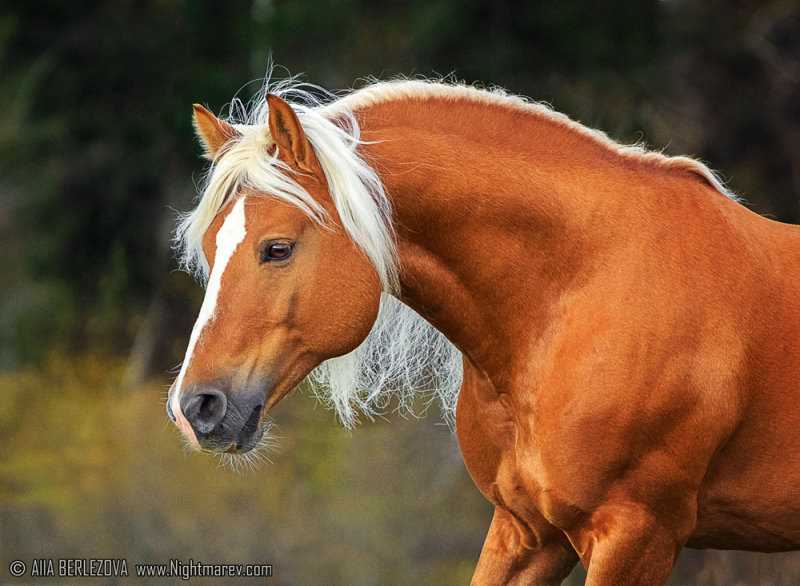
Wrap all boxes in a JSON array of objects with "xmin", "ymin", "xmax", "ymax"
[{"xmin": 168, "ymin": 385, "xmax": 201, "ymax": 450}]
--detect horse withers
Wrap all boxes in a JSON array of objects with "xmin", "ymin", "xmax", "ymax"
[{"xmin": 167, "ymin": 78, "xmax": 800, "ymax": 585}]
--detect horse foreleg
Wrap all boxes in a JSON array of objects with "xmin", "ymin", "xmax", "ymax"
[
  {"xmin": 570, "ymin": 501, "xmax": 689, "ymax": 586},
  {"xmin": 472, "ymin": 506, "xmax": 577, "ymax": 586}
]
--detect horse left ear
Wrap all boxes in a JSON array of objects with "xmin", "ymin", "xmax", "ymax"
[
  {"xmin": 192, "ymin": 104, "xmax": 240, "ymax": 160},
  {"xmin": 267, "ymin": 93, "xmax": 315, "ymax": 173}
]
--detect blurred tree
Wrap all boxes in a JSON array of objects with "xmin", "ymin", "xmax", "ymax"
[
  {"xmin": 0, "ymin": 0, "xmax": 255, "ymax": 368},
  {"xmin": 659, "ymin": 0, "xmax": 800, "ymax": 222},
  {"xmin": 2, "ymin": 0, "xmax": 796, "ymax": 373}
]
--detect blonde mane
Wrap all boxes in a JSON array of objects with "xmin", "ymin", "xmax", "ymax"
[
  {"xmin": 326, "ymin": 78, "xmax": 735, "ymax": 199},
  {"xmin": 175, "ymin": 74, "xmax": 735, "ymax": 428}
]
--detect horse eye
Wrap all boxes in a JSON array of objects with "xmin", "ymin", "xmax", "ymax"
[{"xmin": 260, "ymin": 241, "xmax": 294, "ymax": 263}]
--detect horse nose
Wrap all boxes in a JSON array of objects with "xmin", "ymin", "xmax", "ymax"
[{"xmin": 180, "ymin": 388, "xmax": 228, "ymax": 436}]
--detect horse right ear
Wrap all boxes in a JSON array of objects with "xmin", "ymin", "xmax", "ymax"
[
  {"xmin": 267, "ymin": 93, "xmax": 316, "ymax": 173},
  {"xmin": 192, "ymin": 104, "xmax": 239, "ymax": 160}
]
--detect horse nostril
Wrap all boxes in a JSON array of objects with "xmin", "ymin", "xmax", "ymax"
[
  {"xmin": 181, "ymin": 389, "xmax": 228, "ymax": 436},
  {"xmin": 166, "ymin": 399, "xmax": 176, "ymax": 422}
]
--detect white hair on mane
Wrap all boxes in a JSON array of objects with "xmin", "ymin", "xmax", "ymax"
[
  {"xmin": 175, "ymin": 74, "xmax": 463, "ymax": 428},
  {"xmin": 177, "ymin": 78, "xmax": 396, "ymax": 290}
]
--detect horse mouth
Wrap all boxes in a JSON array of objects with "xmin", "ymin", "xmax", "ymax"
[
  {"xmin": 222, "ymin": 435, "xmax": 263, "ymax": 454},
  {"xmin": 219, "ymin": 419, "xmax": 276, "ymax": 471},
  {"xmin": 222, "ymin": 403, "xmax": 265, "ymax": 454}
]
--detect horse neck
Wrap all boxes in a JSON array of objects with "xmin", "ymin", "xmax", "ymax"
[{"xmin": 355, "ymin": 97, "xmax": 646, "ymax": 380}]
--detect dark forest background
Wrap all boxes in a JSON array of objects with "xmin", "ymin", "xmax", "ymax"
[{"xmin": 1, "ymin": 1, "xmax": 799, "ymax": 584}]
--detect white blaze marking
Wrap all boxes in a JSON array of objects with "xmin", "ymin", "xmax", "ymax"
[{"xmin": 171, "ymin": 196, "xmax": 248, "ymax": 424}]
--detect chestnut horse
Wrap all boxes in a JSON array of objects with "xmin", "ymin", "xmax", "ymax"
[{"xmin": 167, "ymin": 77, "xmax": 800, "ymax": 585}]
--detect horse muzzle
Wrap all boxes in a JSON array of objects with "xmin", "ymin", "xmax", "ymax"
[{"xmin": 170, "ymin": 382, "xmax": 267, "ymax": 453}]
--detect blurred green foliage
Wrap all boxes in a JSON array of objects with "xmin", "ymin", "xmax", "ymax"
[
  {"xmin": 0, "ymin": 356, "xmax": 490, "ymax": 585},
  {"xmin": 0, "ymin": 0, "xmax": 798, "ymax": 583}
]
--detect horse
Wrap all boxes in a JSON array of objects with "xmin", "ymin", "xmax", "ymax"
[{"xmin": 166, "ymin": 75, "xmax": 800, "ymax": 585}]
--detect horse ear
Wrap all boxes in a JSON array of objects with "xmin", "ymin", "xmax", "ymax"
[
  {"xmin": 192, "ymin": 104, "xmax": 239, "ymax": 160},
  {"xmin": 267, "ymin": 93, "xmax": 315, "ymax": 173}
]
